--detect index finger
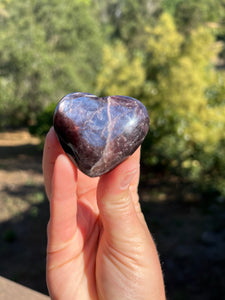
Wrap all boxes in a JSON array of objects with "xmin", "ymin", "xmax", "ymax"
[{"xmin": 42, "ymin": 127, "xmax": 64, "ymax": 199}]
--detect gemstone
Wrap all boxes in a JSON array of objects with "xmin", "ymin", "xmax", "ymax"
[{"xmin": 53, "ymin": 92, "xmax": 149, "ymax": 177}]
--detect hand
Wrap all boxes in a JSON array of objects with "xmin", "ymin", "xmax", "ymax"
[{"xmin": 43, "ymin": 127, "xmax": 165, "ymax": 300}]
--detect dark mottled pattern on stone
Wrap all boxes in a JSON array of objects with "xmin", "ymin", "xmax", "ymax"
[{"xmin": 53, "ymin": 92, "xmax": 150, "ymax": 177}]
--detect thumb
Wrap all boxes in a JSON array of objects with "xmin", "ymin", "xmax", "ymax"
[{"xmin": 97, "ymin": 149, "xmax": 143, "ymax": 244}]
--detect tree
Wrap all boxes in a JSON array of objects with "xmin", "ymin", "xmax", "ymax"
[
  {"xmin": 97, "ymin": 41, "xmax": 145, "ymax": 97},
  {"xmin": 0, "ymin": 0, "xmax": 103, "ymax": 127},
  {"xmin": 142, "ymin": 13, "xmax": 225, "ymax": 195},
  {"xmin": 94, "ymin": 0, "xmax": 162, "ymax": 50},
  {"xmin": 162, "ymin": 0, "xmax": 225, "ymax": 33}
]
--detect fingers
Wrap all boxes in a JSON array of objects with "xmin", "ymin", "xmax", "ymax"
[
  {"xmin": 48, "ymin": 154, "xmax": 78, "ymax": 249},
  {"xmin": 43, "ymin": 127, "xmax": 99, "ymax": 200},
  {"xmin": 43, "ymin": 127, "xmax": 64, "ymax": 199},
  {"xmin": 97, "ymin": 148, "xmax": 144, "ymax": 243}
]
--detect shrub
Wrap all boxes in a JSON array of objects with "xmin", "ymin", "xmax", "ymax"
[{"xmin": 29, "ymin": 102, "xmax": 56, "ymax": 140}]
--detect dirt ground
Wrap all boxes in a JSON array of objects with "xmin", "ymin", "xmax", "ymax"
[
  {"xmin": 0, "ymin": 130, "xmax": 48, "ymax": 294},
  {"xmin": 0, "ymin": 129, "xmax": 225, "ymax": 299}
]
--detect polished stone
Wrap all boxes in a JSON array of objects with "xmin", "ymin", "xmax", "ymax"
[{"xmin": 53, "ymin": 92, "xmax": 149, "ymax": 177}]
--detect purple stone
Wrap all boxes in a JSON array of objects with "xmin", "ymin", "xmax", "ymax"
[{"xmin": 53, "ymin": 92, "xmax": 149, "ymax": 177}]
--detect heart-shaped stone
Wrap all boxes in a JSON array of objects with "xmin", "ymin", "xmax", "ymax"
[{"xmin": 53, "ymin": 92, "xmax": 149, "ymax": 177}]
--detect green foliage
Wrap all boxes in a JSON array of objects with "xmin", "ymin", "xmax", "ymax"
[
  {"xmin": 0, "ymin": 1, "xmax": 53, "ymax": 127},
  {"xmin": 94, "ymin": 0, "xmax": 161, "ymax": 49},
  {"xmin": 1, "ymin": 0, "xmax": 225, "ymax": 197},
  {"xmin": 142, "ymin": 13, "xmax": 225, "ymax": 196},
  {"xmin": 163, "ymin": 0, "xmax": 225, "ymax": 29},
  {"xmin": 97, "ymin": 42, "xmax": 145, "ymax": 97},
  {"xmin": 145, "ymin": 13, "xmax": 183, "ymax": 67},
  {"xmin": 162, "ymin": 0, "xmax": 183, "ymax": 15},
  {"xmin": 0, "ymin": 0, "xmax": 102, "ymax": 128},
  {"xmin": 29, "ymin": 102, "xmax": 56, "ymax": 140}
]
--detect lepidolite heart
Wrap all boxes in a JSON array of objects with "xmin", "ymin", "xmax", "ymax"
[{"xmin": 53, "ymin": 92, "xmax": 149, "ymax": 177}]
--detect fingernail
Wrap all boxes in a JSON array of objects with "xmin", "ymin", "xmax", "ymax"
[{"xmin": 120, "ymin": 168, "xmax": 138, "ymax": 190}]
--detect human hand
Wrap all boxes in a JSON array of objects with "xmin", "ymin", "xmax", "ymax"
[{"xmin": 43, "ymin": 127, "xmax": 165, "ymax": 300}]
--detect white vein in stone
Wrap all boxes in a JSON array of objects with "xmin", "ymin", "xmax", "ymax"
[{"xmin": 89, "ymin": 96, "xmax": 112, "ymax": 175}]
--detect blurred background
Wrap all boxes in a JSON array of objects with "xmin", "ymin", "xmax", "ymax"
[{"xmin": 0, "ymin": 0, "xmax": 225, "ymax": 299}]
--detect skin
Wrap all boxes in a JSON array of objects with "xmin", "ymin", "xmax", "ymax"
[{"xmin": 43, "ymin": 127, "xmax": 166, "ymax": 300}]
